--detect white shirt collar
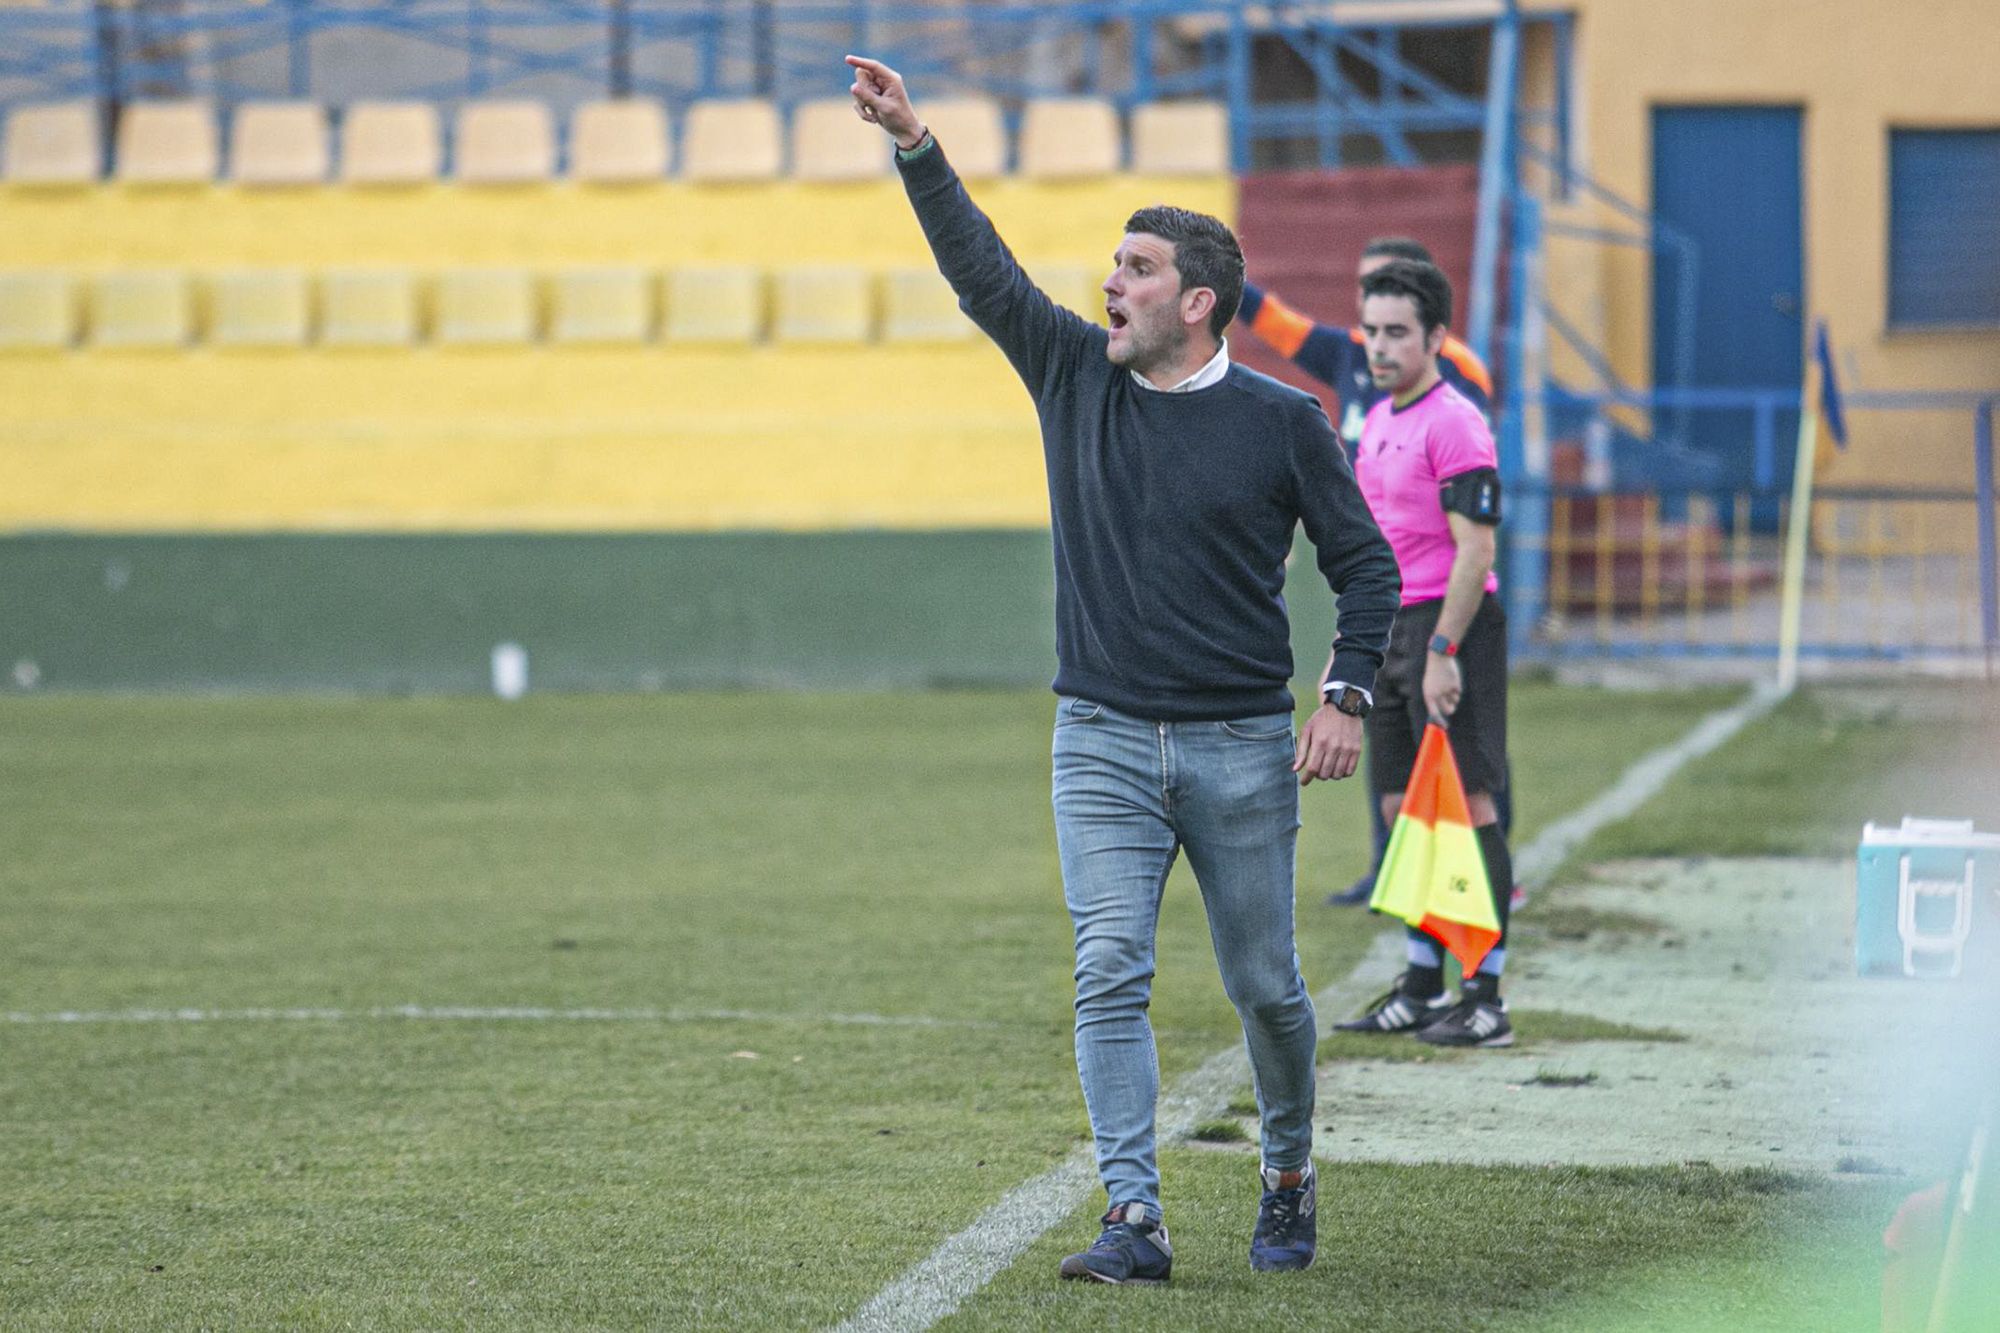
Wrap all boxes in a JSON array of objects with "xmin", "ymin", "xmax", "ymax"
[{"xmin": 1129, "ymin": 338, "xmax": 1230, "ymax": 394}]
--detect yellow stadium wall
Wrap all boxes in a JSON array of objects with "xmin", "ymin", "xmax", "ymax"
[
  {"xmin": 1548, "ymin": 0, "xmax": 2000, "ymax": 492},
  {"xmin": 0, "ymin": 173, "xmax": 1234, "ymax": 532}
]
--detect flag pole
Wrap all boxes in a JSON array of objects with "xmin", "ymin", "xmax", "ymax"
[{"xmin": 1776, "ymin": 392, "xmax": 1820, "ymax": 696}]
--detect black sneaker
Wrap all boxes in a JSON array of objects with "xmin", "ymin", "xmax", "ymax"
[
  {"xmin": 1059, "ymin": 1203, "xmax": 1172, "ymax": 1285},
  {"xmin": 1332, "ymin": 972, "xmax": 1451, "ymax": 1035},
  {"xmin": 1249, "ymin": 1163, "xmax": 1316, "ymax": 1272},
  {"xmin": 1416, "ymin": 990, "xmax": 1513, "ymax": 1048}
]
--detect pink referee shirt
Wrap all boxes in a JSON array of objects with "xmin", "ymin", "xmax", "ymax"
[{"xmin": 1356, "ymin": 379, "xmax": 1501, "ymax": 607}]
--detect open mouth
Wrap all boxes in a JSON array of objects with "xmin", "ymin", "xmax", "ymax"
[{"xmin": 1106, "ymin": 307, "xmax": 1128, "ymax": 331}]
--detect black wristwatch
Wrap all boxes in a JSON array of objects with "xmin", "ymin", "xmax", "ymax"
[
  {"xmin": 1326, "ymin": 684, "xmax": 1371, "ymax": 718},
  {"xmin": 1428, "ymin": 633, "xmax": 1459, "ymax": 658}
]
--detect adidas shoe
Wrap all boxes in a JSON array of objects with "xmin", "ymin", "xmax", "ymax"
[
  {"xmin": 1250, "ymin": 1163, "xmax": 1316, "ymax": 1272},
  {"xmin": 1415, "ymin": 983, "xmax": 1514, "ymax": 1048},
  {"xmin": 1058, "ymin": 1202, "xmax": 1172, "ymax": 1285},
  {"xmin": 1332, "ymin": 972, "xmax": 1451, "ymax": 1035}
]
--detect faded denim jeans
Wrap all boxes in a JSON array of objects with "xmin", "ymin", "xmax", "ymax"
[{"xmin": 1051, "ymin": 695, "xmax": 1316, "ymax": 1212}]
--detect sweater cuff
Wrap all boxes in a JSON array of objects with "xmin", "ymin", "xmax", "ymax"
[
  {"xmin": 1326, "ymin": 645, "xmax": 1381, "ymax": 697},
  {"xmin": 895, "ymin": 129, "xmax": 938, "ymax": 162}
]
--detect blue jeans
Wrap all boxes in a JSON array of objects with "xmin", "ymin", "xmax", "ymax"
[{"xmin": 1051, "ymin": 696, "xmax": 1316, "ymax": 1212}]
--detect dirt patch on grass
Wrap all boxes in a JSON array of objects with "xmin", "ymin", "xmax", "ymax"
[{"xmin": 1312, "ymin": 857, "xmax": 1978, "ymax": 1174}]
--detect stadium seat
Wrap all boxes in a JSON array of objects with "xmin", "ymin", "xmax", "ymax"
[
  {"xmin": 663, "ymin": 266, "xmax": 764, "ymax": 343},
  {"xmin": 772, "ymin": 267, "xmax": 874, "ymax": 344},
  {"xmin": 920, "ymin": 96, "xmax": 1007, "ymax": 178},
  {"xmin": 681, "ymin": 99, "xmax": 782, "ymax": 182},
  {"xmin": 1018, "ymin": 98, "xmax": 1121, "ymax": 178},
  {"xmin": 115, "ymin": 101, "xmax": 219, "ymax": 184},
  {"xmin": 1029, "ymin": 261, "xmax": 1107, "ymax": 325},
  {"xmin": 790, "ymin": 98, "xmax": 886, "ymax": 181},
  {"xmin": 229, "ymin": 101, "xmax": 329, "ymax": 185},
  {"xmin": 880, "ymin": 266, "xmax": 972, "ymax": 343},
  {"xmin": 570, "ymin": 98, "xmax": 669, "ymax": 182},
  {"xmin": 434, "ymin": 268, "xmax": 538, "ymax": 345},
  {"xmin": 0, "ymin": 271, "xmax": 77, "ymax": 350},
  {"xmin": 340, "ymin": 102, "xmax": 442, "ymax": 184},
  {"xmin": 1130, "ymin": 101, "xmax": 1230, "ymax": 174},
  {"xmin": 319, "ymin": 268, "xmax": 420, "ymax": 346},
  {"xmin": 208, "ymin": 269, "xmax": 311, "ymax": 348},
  {"xmin": 88, "ymin": 270, "xmax": 192, "ymax": 349},
  {"xmin": 3, "ymin": 101, "xmax": 100, "ymax": 185},
  {"xmin": 547, "ymin": 267, "xmax": 655, "ymax": 344},
  {"xmin": 455, "ymin": 100, "xmax": 555, "ymax": 183}
]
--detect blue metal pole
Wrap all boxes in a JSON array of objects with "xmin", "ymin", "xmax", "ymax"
[
  {"xmin": 1753, "ymin": 398, "xmax": 1775, "ymax": 490},
  {"xmin": 1976, "ymin": 399, "xmax": 1998, "ymax": 673},
  {"xmin": 286, "ymin": 0, "xmax": 309, "ymax": 98},
  {"xmin": 1504, "ymin": 191, "xmax": 1548, "ymax": 656},
  {"xmin": 1468, "ymin": 1, "xmax": 1520, "ymax": 365},
  {"xmin": 1226, "ymin": 6, "xmax": 1251, "ymax": 173}
]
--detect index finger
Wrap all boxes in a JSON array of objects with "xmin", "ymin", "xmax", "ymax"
[{"xmin": 844, "ymin": 54, "xmax": 895, "ymax": 78}]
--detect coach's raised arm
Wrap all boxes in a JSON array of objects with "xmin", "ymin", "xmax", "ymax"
[{"xmin": 846, "ymin": 54, "xmax": 1089, "ymax": 394}]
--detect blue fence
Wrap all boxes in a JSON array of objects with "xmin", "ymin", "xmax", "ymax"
[
  {"xmin": 0, "ymin": 0, "xmax": 1533, "ymax": 173},
  {"xmin": 1503, "ymin": 389, "xmax": 2000, "ymax": 670}
]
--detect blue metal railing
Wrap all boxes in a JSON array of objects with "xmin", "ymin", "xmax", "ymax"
[
  {"xmin": 1502, "ymin": 388, "xmax": 2000, "ymax": 669},
  {"xmin": 0, "ymin": 0, "xmax": 1515, "ymax": 175}
]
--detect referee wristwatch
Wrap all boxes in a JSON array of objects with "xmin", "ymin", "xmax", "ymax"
[
  {"xmin": 1322, "ymin": 682, "xmax": 1372, "ymax": 718},
  {"xmin": 1428, "ymin": 633, "xmax": 1459, "ymax": 658}
]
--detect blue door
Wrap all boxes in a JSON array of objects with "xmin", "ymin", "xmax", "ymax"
[{"xmin": 1651, "ymin": 105, "xmax": 1804, "ymax": 507}]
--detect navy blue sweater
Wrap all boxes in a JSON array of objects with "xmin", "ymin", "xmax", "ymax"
[{"xmin": 898, "ymin": 140, "xmax": 1400, "ymax": 721}]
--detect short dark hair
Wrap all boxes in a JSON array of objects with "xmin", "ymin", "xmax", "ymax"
[
  {"xmin": 1359, "ymin": 258, "xmax": 1453, "ymax": 334},
  {"xmin": 1124, "ymin": 204, "xmax": 1245, "ymax": 340},
  {"xmin": 1361, "ymin": 236, "xmax": 1435, "ymax": 266}
]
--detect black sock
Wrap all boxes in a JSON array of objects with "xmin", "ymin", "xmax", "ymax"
[
  {"xmin": 1469, "ymin": 824, "xmax": 1514, "ymax": 1002},
  {"xmin": 1401, "ymin": 963, "xmax": 1445, "ymax": 999}
]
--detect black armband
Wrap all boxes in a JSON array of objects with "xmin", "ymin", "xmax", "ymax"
[{"xmin": 1440, "ymin": 467, "xmax": 1502, "ymax": 525}]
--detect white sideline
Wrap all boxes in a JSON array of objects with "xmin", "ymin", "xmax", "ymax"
[
  {"xmin": 830, "ymin": 934, "xmax": 1402, "ymax": 1333},
  {"xmin": 1, "ymin": 1004, "xmax": 1010, "ymax": 1030},
  {"xmin": 827, "ymin": 683, "xmax": 1785, "ymax": 1333}
]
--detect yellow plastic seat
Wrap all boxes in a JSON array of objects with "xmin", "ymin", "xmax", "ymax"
[
  {"xmin": 3, "ymin": 101, "xmax": 100, "ymax": 185},
  {"xmin": 208, "ymin": 269, "xmax": 311, "ymax": 348},
  {"xmin": 434, "ymin": 268, "xmax": 538, "ymax": 345},
  {"xmin": 340, "ymin": 102, "xmax": 442, "ymax": 184},
  {"xmin": 918, "ymin": 97, "xmax": 1008, "ymax": 179},
  {"xmin": 880, "ymin": 266, "xmax": 972, "ymax": 344},
  {"xmin": 89, "ymin": 270, "xmax": 193, "ymax": 349},
  {"xmin": 0, "ymin": 272, "xmax": 77, "ymax": 350},
  {"xmin": 230, "ymin": 101, "xmax": 329, "ymax": 185},
  {"xmin": 455, "ymin": 100, "xmax": 555, "ymax": 183},
  {"xmin": 320, "ymin": 268, "xmax": 420, "ymax": 346},
  {"xmin": 772, "ymin": 266, "xmax": 874, "ymax": 344},
  {"xmin": 1028, "ymin": 262, "xmax": 1106, "ymax": 325},
  {"xmin": 681, "ymin": 99, "xmax": 782, "ymax": 182},
  {"xmin": 115, "ymin": 101, "xmax": 219, "ymax": 184},
  {"xmin": 662, "ymin": 267, "xmax": 764, "ymax": 344},
  {"xmin": 1018, "ymin": 98, "xmax": 1121, "ymax": 178},
  {"xmin": 1130, "ymin": 101, "xmax": 1230, "ymax": 175},
  {"xmin": 547, "ymin": 267, "xmax": 655, "ymax": 344},
  {"xmin": 570, "ymin": 99, "xmax": 669, "ymax": 182},
  {"xmin": 790, "ymin": 97, "xmax": 886, "ymax": 181}
]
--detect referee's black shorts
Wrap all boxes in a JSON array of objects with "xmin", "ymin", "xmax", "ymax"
[{"xmin": 1365, "ymin": 592, "xmax": 1508, "ymax": 799}]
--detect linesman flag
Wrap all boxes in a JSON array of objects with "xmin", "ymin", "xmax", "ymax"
[{"xmin": 1367, "ymin": 723, "xmax": 1502, "ymax": 973}]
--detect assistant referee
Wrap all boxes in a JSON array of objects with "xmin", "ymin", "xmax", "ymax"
[{"xmin": 1331, "ymin": 259, "xmax": 1517, "ymax": 1049}]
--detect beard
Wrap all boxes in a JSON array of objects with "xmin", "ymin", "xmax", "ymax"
[{"xmin": 1106, "ymin": 319, "xmax": 1182, "ymax": 374}]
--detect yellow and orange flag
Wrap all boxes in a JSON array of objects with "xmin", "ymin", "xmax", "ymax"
[{"xmin": 1367, "ymin": 723, "xmax": 1502, "ymax": 973}]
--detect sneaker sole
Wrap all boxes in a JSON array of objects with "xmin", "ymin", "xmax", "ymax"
[
  {"xmin": 1059, "ymin": 1266, "xmax": 1170, "ymax": 1286},
  {"xmin": 1250, "ymin": 1252, "xmax": 1317, "ymax": 1273},
  {"xmin": 1417, "ymin": 1030, "xmax": 1515, "ymax": 1048}
]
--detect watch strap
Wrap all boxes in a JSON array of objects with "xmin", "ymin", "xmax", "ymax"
[{"xmin": 1428, "ymin": 633, "xmax": 1458, "ymax": 657}]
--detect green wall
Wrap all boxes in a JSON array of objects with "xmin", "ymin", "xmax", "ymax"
[{"xmin": 0, "ymin": 531, "xmax": 1347, "ymax": 695}]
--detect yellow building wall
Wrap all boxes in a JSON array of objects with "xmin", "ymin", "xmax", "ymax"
[{"xmin": 1551, "ymin": 0, "xmax": 2000, "ymax": 489}]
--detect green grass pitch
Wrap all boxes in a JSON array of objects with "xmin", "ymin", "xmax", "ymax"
[{"xmin": 3, "ymin": 682, "xmax": 1990, "ymax": 1328}]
